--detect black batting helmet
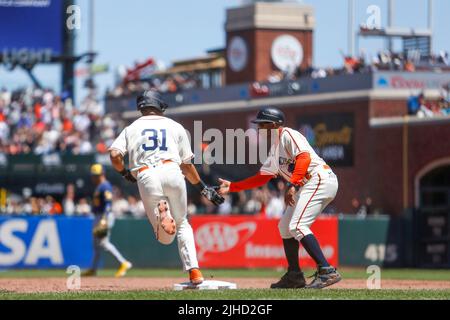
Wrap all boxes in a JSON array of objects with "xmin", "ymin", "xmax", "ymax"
[
  {"xmin": 251, "ymin": 107, "xmax": 285, "ymax": 125},
  {"xmin": 137, "ymin": 90, "xmax": 168, "ymax": 113}
]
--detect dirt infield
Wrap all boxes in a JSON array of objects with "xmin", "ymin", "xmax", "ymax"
[{"xmin": 1, "ymin": 277, "xmax": 450, "ymax": 293}]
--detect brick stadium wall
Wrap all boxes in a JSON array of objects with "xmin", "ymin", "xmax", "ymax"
[
  {"xmin": 370, "ymin": 99, "xmax": 408, "ymax": 118},
  {"xmin": 226, "ymin": 29, "xmax": 313, "ymax": 84},
  {"xmin": 371, "ymin": 120, "xmax": 450, "ymax": 214}
]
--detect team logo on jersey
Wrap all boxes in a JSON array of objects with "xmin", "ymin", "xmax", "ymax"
[
  {"xmin": 104, "ymin": 191, "xmax": 112, "ymax": 200},
  {"xmin": 279, "ymin": 157, "xmax": 295, "ymax": 173},
  {"xmin": 194, "ymin": 222, "xmax": 257, "ymax": 260}
]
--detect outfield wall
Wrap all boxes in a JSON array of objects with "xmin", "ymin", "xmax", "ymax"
[{"xmin": 0, "ymin": 215, "xmax": 411, "ymax": 270}]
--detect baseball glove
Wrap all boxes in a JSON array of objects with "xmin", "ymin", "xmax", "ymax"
[{"xmin": 93, "ymin": 215, "xmax": 109, "ymax": 238}]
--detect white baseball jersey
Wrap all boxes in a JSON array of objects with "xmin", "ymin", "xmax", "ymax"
[
  {"xmin": 265, "ymin": 127, "xmax": 339, "ymax": 242},
  {"xmin": 260, "ymin": 127, "xmax": 327, "ymax": 181},
  {"xmin": 109, "ymin": 115, "xmax": 194, "ymax": 171},
  {"xmin": 110, "ymin": 115, "xmax": 200, "ymax": 272}
]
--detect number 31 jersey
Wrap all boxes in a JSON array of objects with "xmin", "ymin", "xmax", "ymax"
[{"xmin": 109, "ymin": 115, "xmax": 194, "ymax": 171}]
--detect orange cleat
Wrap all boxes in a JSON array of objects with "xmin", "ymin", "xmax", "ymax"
[{"xmin": 189, "ymin": 268, "xmax": 204, "ymax": 285}]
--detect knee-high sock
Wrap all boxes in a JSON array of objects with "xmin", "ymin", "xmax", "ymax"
[
  {"xmin": 101, "ymin": 238, "xmax": 127, "ymax": 264},
  {"xmin": 283, "ymin": 238, "xmax": 301, "ymax": 272},
  {"xmin": 300, "ymin": 234, "xmax": 330, "ymax": 267},
  {"xmin": 177, "ymin": 220, "xmax": 199, "ymax": 272}
]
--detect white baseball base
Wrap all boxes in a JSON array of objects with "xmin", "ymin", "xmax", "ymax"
[{"xmin": 174, "ymin": 280, "xmax": 237, "ymax": 291}]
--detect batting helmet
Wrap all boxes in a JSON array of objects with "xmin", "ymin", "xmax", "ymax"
[
  {"xmin": 136, "ymin": 90, "xmax": 168, "ymax": 113},
  {"xmin": 251, "ymin": 107, "xmax": 285, "ymax": 125}
]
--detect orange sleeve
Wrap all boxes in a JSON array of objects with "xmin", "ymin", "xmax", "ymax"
[
  {"xmin": 290, "ymin": 153, "xmax": 311, "ymax": 186},
  {"xmin": 230, "ymin": 173, "xmax": 275, "ymax": 193}
]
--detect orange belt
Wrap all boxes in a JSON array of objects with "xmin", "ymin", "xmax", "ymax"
[{"xmin": 138, "ymin": 160, "xmax": 173, "ymax": 173}]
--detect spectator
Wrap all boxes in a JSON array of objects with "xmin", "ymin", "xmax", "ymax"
[
  {"xmin": 63, "ymin": 184, "xmax": 76, "ymax": 216},
  {"xmin": 265, "ymin": 190, "xmax": 285, "ymax": 219},
  {"xmin": 417, "ymin": 94, "xmax": 434, "ymax": 118},
  {"xmin": 0, "ymin": 115, "xmax": 9, "ymax": 143},
  {"xmin": 30, "ymin": 197, "xmax": 41, "ymax": 215},
  {"xmin": 407, "ymin": 95, "xmax": 420, "ymax": 115},
  {"xmin": 127, "ymin": 195, "xmax": 146, "ymax": 218},
  {"xmin": 47, "ymin": 196, "xmax": 63, "ymax": 216},
  {"xmin": 187, "ymin": 200, "xmax": 197, "ymax": 216},
  {"xmin": 217, "ymin": 195, "xmax": 233, "ymax": 215},
  {"xmin": 112, "ymin": 188, "xmax": 129, "ymax": 218},
  {"xmin": 76, "ymin": 198, "xmax": 91, "ymax": 216}
]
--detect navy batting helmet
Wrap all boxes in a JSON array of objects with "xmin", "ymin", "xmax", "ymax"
[
  {"xmin": 137, "ymin": 90, "xmax": 168, "ymax": 113},
  {"xmin": 251, "ymin": 107, "xmax": 285, "ymax": 125}
]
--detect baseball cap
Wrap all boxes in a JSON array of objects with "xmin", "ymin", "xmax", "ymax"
[{"xmin": 90, "ymin": 164, "xmax": 104, "ymax": 176}]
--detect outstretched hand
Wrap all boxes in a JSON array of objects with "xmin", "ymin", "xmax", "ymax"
[{"xmin": 218, "ymin": 178, "xmax": 231, "ymax": 196}]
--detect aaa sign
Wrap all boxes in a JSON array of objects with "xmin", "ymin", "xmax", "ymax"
[{"xmin": 191, "ymin": 216, "xmax": 338, "ymax": 268}]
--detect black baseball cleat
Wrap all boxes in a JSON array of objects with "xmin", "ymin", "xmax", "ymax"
[
  {"xmin": 306, "ymin": 266, "xmax": 342, "ymax": 289},
  {"xmin": 270, "ymin": 271, "xmax": 306, "ymax": 289}
]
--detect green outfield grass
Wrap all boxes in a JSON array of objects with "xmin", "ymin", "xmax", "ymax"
[
  {"xmin": 1, "ymin": 289, "xmax": 450, "ymax": 300},
  {"xmin": 2, "ymin": 267, "xmax": 450, "ymax": 281},
  {"xmin": 1, "ymin": 268, "xmax": 450, "ymax": 300}
]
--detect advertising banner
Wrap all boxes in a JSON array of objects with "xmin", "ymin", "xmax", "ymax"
[
  {"xmin": 0, "ymin": 0, "xmax": 64, "ymax": 55},
  {"xmin": 0, "ymin": 217, "xmax": 93, "ymax": 269},
  {"xmin": 374, "ymin": 72, "xmax": 450, "ymax": 90},
  {"xmin": 191, "ymin": 216, "xmax": 338, "ymax": 268},
  {"xmin": 297, "ymin": 113, "xmax": 354, "ymax": 167}
]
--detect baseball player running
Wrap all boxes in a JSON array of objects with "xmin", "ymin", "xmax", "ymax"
[
  {"xmin": 82, "ymin": 164, "xmax": 132, "ymax": 278},
  {"xmin": 108, "ymin": 90, "xmax": 224, "ymax": 285},
  {"xmin": 218, "ymin": 107, "xmax": 341, "ymax": 289}
]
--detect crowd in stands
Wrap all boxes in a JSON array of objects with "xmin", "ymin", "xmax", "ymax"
[
  {"xmin": 408, "ymin": 91, "xmax": 450, "ymax": 117},
  {"xmin": 0, "ymin": 87, "xmax": 125, "ymax": 156},
  {"xmin": 268, "ymin": 50, "xmax": 450, "ymax": 82},
  {"xmin": 0, "ymin": 180, "xmax": 289, "ymax": 218},
  {"xmin": 103, "ymin": 50, "xmax": 450, "ymax": 101},
  {"xmin": 106, "ymin": 72, "xmax": 203, "ymax": 98}
]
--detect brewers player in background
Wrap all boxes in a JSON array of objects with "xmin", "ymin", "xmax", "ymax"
[
  {"xmin": 108, "ymin": 90, "xmax": 224, "ymax": 285},
  {"xmin": 82, "ymin": 164, "xmax": 133, "ymax": 277},
  {"xmin": 218, "ymin": 107, "xmax": 341, "ymax": 289}
]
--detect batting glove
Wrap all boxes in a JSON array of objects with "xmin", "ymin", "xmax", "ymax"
[
  {"xmin": 195, "ymin": 181, "xmax": 225, "ymax": 206},
  {"xmin": 120, "ymin": 169, "xmax": 137, "ymax": 183}
]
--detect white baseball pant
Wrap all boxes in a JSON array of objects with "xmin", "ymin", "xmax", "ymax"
[
  {"xmin": 136, "ymin": 162, "xmax": 199, "ymax": 272},
  {"xmin": 279, "ymin": 166, "xmax": 339, "ymax": 241}
]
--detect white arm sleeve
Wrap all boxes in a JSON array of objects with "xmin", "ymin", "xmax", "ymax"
[
  {"xmin": 178, "ymin": 128, "xmax": 194, "ymax": 164},
  {"xmin": 282, "ymin": 129, "xmax": 306, "ymax": 159}
]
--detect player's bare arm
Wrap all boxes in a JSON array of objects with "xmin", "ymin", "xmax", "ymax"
[
  {"xmin": 109, "ymin": 149, "xmax": 137, "ymax": 183},
  {"xmin": 180, "ymin": 163, "xmax": 202, "ymax": 185}
]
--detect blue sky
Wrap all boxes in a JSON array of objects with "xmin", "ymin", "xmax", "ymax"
[{"xmin": 1, "ymin": 0, "xmax": 449, "ymax": 103}]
